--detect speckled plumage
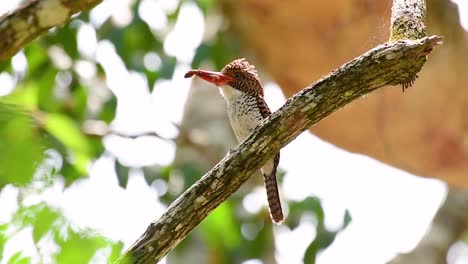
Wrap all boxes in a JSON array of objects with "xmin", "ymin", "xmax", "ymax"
[{"xmin": 218, "ymin": 59, "xmax": 284, "ymax": 224}]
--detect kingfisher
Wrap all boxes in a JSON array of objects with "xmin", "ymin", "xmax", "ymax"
[{"xmin": 185, "ymin": 58, "xmax": 284, "ymax": 224}]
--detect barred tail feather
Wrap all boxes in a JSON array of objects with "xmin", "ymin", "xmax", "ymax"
[
  {"xmin": 263, "ymin": 171, "xmax": 284, "ymax": 224},
  {"xmin": 262, "ymin": 154, "xmax": 284, "ymax": 224}
]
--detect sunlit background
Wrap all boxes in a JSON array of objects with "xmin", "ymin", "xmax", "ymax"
[{"xmin": 0, "ymin": 0, "xmax": 467, "ymax": 263}]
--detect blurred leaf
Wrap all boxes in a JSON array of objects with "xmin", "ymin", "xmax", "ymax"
[
  {"xmin": 3, "ymin": 81, "xmax": 39, "ymax": 110},
  {"xmin": 167, "ymin": 4, "xmax": 182, "ymax": 21},
  {"xmin": 13, "ymin": 203, "xmax": 61, "ymax": 243},
  {"xmin": 24, "ymin": 43, "xmax": 48, "ymax": 75},
  {"xmin": 191, "ymin": 43, "xmax": 211, "ymax": 69},
  {"xmin": 8, "ymin": 203, "xmax": 122, "ymax": 263},
  {"xmin": 143, "ymin": 164, "xmax": 174, "ymax": 185},
  {"xmin": 98, "ymin": 97, "xmax": 117, "ymax": 123},
  {"xmin": 43, "ymin": 113, "xmax": 93, "ymax": 174},
  {"xmin": 44, "ymin": 113, "xmax": 91, "ymax": 155},
  {"xmin": 343, "ymin": 210, "xmax": 352, "ymax": 227},
  {"xmin": 7, "ymin": 252, "xmax": 30, "ymax": 264},
  {"xmin": 200, "ymin": 203, "xmax": 241, "ymax": 249},
  {"xmin": 0, "ymin": 58, "xmax": 12, "ymax": 73},
  {"xmin": 299, "ymin": 198, "xmax": 352, "ymax": 264},
  {"xmin": 0, "ymin": 224, "xmax": 7, "ymax": 260},
  {"xmin": 287, "ymin": 197, "xmax": 323, "ymax": 229},
  {"xmin": 108, "ymin": 242, "xmax": 125, "ymax": 263},
  {"xmin": 115, "ymin": 159, "xmax": 130, "ymax": 188},
  {"xmin": 100, "ymin": 17, "xmax": 160, "ymax": 71},
  {"xmin": 177, "ymin": 164, "xmax": 203, "ymax": 188},
  {"xmin": 71, "ymin": 84, "xmax": 88, "ymax": 121},
  {"xmin": 0, "ymin": 103, "xmax": 43, "ymax": 187},
  {"xmin": 45, "ymin": 22, "xmax": 79, "ymax": 59},
  {"xmin": 37, "ymin": 68, "xmax": 59, "ymax": 112},
  {"xmin": 144, "ymin": 68, "xmax": 158, "ymax": 91},
  {"xmin": 160, "ymin": 56, "xmax": 177, "ymax": 80},
  {"xmin": 33, "ymin": 206, "xmax": 60, "ymax": 243},
  {"xmin": 158, "ymin": 165, "xmax": 173, "ymax": 181},
  {"xmin": 60, "ymin": 162, "xmax": 82, "ymax": 186},
  {"xmin": 195, "ymin": 0, "xmax": 215, "ymax": 13},
  {"xmin": 53, "ymin": 228, "xmax": 107, "ymax": 264}
]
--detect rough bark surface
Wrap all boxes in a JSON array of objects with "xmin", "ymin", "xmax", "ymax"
[
  {"xmin": 0, "ymin": 0, "xmax": 102, "ymax": 60},
  {"xmin": 224, "ymin": 0, "xmax": 468, "ymax": 188},
  {"xmin": 118, "ymin": 36, "xmax": 442, "ymax": 263},
  {"xmin": 390, "ymin": 0, "xmax": 426, "ymax": 40}
]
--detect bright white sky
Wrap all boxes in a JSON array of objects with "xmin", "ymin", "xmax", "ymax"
[{"xmin": 0, "ymin": 1, "xmax": 467, "ymax": 264}]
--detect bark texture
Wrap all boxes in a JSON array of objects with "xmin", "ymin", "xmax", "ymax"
[
  {"xmin": 118, "ymin": 36, "xmax": 442, "ymax": 263},
  {"xmin": 0, "ymin": 0, "xmax": 102, "ymax": 60},
  {"xmin": 390, "ymin": 0, "xmax": 426, "ymax": 40},
  {"xmin": 224, "ymin": 0, "xmax": 468, "ymax": 188}
]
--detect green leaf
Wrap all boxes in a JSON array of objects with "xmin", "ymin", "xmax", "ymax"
[
  {"xmin": 43, "ymin": 113, "xmax": 92, "ymax": 174},
  {"xmin": 71, "ymin": 84, "xmax": 88, "ymax": 121},
  {"xmin": 32, "ymin": 206, "xmax": 60, "ymax": 243},
  {"xmin": 44, "ymin": 113, "xmax": 91, "ymax": 156},
  {"xmin": 343, "ymin": 210, "xmax": 352, "ymax": 228},
  {"xmin": 200, "ymin": 203, "xmax": 241, "ymax": 249},
  {"xmin": 115, "ymin": 159, "xmax": 129, "ymax": 188},
  {"xmin": 191, "ymin": 43, "xmax": 211, "ymax": 69},
  {"xmin": 11, "ymin": 204, "xmax": 61, "ymax": 243},
  {"xmin": 45, "ymin": 22, "xmax": 79, "ymax": 59},
  {"xmin": 2, "ymin": 81, "xmax": 39, "ymax": 111},
  {"xmin": 108, "ymin": 242, "xmax": 125, "ymax": 263},
  {"xmin": 98, "ymin": 97, "xmax": 117, "ymax": 123},
  {"xmin": 60, "ymin": 162, "xmax": 82, "ymax": 186},
  {"xmin": 0, "ymin": 224, "xmax": 8, "ymax": 261},
  {"xmin": 7, "ymin": 252, "xmax": 31, "ymax": 264},
  {"xmin": 195, "ymin": 0, "xmax": 215, "ymax": 13},
  {"xmin": 37, "ymin": 68, "xmax": 59, "ymax": 112},
  {"xmin": 100, "ymin": 17, "xmax": 160, "ymax": 71},
  {"xmin": 24, "ymin": 43, "xmax": 48, "ymax": 75},
  {"xmin": 0, "ymin": 58, "xmax": 12, "ymax": 73},
  {"xmin": 0, "ymin": 103, "xmax": 43, "ymax": 187},
  {"xmin": 53, "ymin": 228, "xmax": 108, "ymax": 264},
  {"xmin": 160, "ymin": 56, "xmax": 177, "ymax": 79}
]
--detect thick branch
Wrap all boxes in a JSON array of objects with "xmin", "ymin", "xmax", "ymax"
[
  {"xmin": 118, "ymin": 36, "xmax": 442, "ymax": 264},
  {"xmin": 0, "ymin": 0, "xmax": 102, "ymax": 60},
  {"xmin": 118, "ymin": 0, "xmax": 440, "ymax": 262},
  {"xmin": 390, "ymin": 0, "xmax": 426, "ymax": 40}
]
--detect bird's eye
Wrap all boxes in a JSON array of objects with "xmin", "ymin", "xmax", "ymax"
[{"xmin": 234, "ymin": 73, "xmax": 241, "ymax": 79}]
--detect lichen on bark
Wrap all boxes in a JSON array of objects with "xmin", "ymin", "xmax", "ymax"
[{"xmin": 0, "ymin": 0, "xmax": 102, "ymax": 60}]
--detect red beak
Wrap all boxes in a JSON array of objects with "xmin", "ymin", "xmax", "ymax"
[{"xmin": 184, "ymin": 70, "xmax": 235, "ymax": 86}]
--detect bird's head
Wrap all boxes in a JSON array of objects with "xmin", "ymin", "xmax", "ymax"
[{"xmin": 185, "ymin": 58, "xmax": 263, "ymax": 96}]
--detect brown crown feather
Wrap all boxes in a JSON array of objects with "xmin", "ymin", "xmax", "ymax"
[{"xmin": 221, "ymin": 58, "xmax": 263, "ymax": 96}]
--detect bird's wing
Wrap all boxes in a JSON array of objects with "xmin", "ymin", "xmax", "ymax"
[{"xmin": 256, "ymin": 96, "xmax": 272, "ymax": 119}]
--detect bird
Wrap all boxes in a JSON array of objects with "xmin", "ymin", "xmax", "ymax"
[{"xmin": 184, "ymin": 58, "xmax": 284, "ymax": 224}]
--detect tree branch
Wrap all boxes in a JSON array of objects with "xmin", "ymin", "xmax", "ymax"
[
  {"xmin": 118, "ymin": 0, "xmax": 442, "ymax": 263},
  {"xmin": 390, "ymin": 0, "xmax": 426, "ymax": 40},
  {"xmin": 118, "ymin": 36, "xmax": 442, "ymax": 263},
  {"xmin": 0, "ymin": 0, "xmax": 102, "ymax": 60}
]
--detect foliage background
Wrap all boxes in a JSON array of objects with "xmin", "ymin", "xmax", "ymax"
[{"xmin": 0, "ymin": 0, "xmax": 466, "ymax": 264}]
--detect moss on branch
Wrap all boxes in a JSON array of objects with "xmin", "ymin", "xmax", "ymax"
[{"xmin": 0, "ymin": 0, "xmax": 102, "ymax": 60}]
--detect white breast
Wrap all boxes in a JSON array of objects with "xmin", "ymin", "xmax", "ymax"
[{"xmin": 219, "ymin": 85, "xmax": 263, "ymax": 143}]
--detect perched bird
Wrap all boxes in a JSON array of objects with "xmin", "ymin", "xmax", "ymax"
[{"xmin": 184, "ymin": 58, "xmax": 284, "ymax": 224}]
